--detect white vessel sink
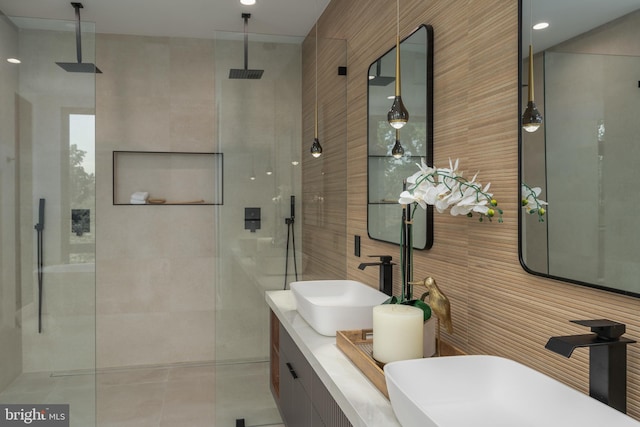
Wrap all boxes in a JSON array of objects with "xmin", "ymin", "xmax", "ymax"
[
  {"xmin": 290, "ymin": 280, "xmax": 388, "ymax": 336},
  {"xmin": 384, "ymin": 355, "xmax": 640, "ymax": 427}
]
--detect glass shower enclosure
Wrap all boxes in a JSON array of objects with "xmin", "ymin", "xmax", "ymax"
[
  {"xmin": 0, "ymin": 13, "xmax": 96, "ymax": 427},
  {"xmin": 212, "ymin": 25, "xmax": 347, "ymax": 425},
  {"xmin": 213, "ymin": 30, "xmax": 304, "ymax": 426}
]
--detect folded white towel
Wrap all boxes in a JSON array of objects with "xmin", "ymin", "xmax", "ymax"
[
  {"xmin": 130, "ymin": 199, "xmax": 147, "ymax": 204},
  {"xmin": 130, "ymin": 191, "xmax": 149, "ymax": 201}
]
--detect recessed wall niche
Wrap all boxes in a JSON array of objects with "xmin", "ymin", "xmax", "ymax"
[{"xmin": 113, "ymin": 151, "xmax": 223, "ymax": 205}]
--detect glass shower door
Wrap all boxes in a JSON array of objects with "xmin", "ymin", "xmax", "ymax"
[
  {"xmin": 213, "ymin": 30, "xmax": 304, "ymax": 427},
  {"xmin": 0, "ymin": 14, "xmax": 96, "ymax": 427}
]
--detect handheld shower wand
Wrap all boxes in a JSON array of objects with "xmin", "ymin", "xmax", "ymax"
[
  {"xmin": 34, "ymin": 198, "xmax": 45, "ymax": 333},
  {"xmin": 284, "ymin": 195, "xmax": 298, "ymax": 289}
]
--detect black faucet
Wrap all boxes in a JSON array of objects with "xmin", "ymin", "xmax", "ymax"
[
  {"xmin": 545, "ymin": 319, "xmax": 636, "ymax": 413},
  {"xmin": 358, "ymin": 255, "xmax": 393, "ymax": 296}
]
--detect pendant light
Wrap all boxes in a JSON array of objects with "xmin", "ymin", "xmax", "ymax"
[
  {"xmin": 387, "ymin": 0, "xmax": 409, "ymax": 129},
  {"xmin": 522, "ymin": 0, "xmax": 543, "ymax": 133},
  {"xmin": 310, "ymin": 11, "xmax": 323, "ymax": 158},
  {"xmin": 392, "ymin": 129, "xmax": 404, "ymax": 159}
]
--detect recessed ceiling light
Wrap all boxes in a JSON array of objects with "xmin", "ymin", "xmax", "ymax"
[
  {"xmin": 7, "ymin": 58, "xmax": 21, "ymax": 64},
  {"xmin": 533, "ymin": 22, "xmax": 549, "ymax": 30},
  {"xmin": 240, "ymin": 0, "xmax": 256, "ymax": 5}
]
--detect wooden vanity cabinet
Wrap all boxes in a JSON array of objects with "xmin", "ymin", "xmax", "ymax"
[{"xmin": 270, "ymin": 311, "xmax": 352, "ymax": 427}]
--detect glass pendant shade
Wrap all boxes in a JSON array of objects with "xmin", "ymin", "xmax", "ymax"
[
  {"xmin": 310, "ymin": 17, "xmax": 322, "ymax": 158},
  {"xmin": 310, "ymin": 137, "xmax": 322, "ymax": 158},
  {"xmin": 522, "ymin": 45, "xmax": 542, "ymax": 132},
  {"xmin": 388, "ymin": 96, "xmax": 409, "ymax": 129},
  {"xmin": 522, "ymin": 101, "xmax": 542, "ymax": 132},
  {"xmin": 391, "ymin": 130, "xmax": 404, "ymax": 158},
  {"xmin": 310, "ymin": 98, "xmax": 322, "ymax": 158}
]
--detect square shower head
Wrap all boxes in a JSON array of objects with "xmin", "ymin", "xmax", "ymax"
[
  {"xmin": 56, "ymin": 62, "xmax": 102, "ymax": 73},
  {"xmin": 229, "ymin": 68, "xmax": 264, "ymax": 79}
]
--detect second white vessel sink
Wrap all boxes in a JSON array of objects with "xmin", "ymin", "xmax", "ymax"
[
  {"xmin": 290, "ymin": 280, "xmax": 389, "ymax": 336},
  {"xmin": 384, "ymin": 355, "xmax": 640, "ymax": 427}
]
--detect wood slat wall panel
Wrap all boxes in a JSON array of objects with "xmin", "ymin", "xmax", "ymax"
[
  {"xmin": 301, "ymin": 20, "xmax": 348, "ymax": 280},
  {"xmin": 302, "ymin": 0, "xmax": 640, "ymax": 420}
]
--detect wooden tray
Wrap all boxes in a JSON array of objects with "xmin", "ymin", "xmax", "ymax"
[
  {"xmin": 336, "ymin": 329, "xmax": 388, "ymax": 398},
  {"xmin": 337, "ymin": 329, "xmax": 466, "ymax": 400}
]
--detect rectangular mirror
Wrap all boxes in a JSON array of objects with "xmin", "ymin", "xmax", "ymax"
[
  {"xmin": 519, "ymin": 0, "xmax": 640, "ymax": 296},
  {"xmin": 367, "ymin": 24, "xmax": 433, "ymax": 249}
]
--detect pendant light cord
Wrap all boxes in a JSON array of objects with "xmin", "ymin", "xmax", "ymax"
[
  {"xmin": 529, "ymin": 0, "xmax": 532, "ymax": 46},
  {"xmin": 395, "ymin": 0, "xmax": 401, "ymax": 96},
  {"xmin": 314, "ymin": 0, "xmax": 319, "ymax": 140},
  {"xmin": 528, "ymin": 0, "xmax": 534, "ymax": 101}
]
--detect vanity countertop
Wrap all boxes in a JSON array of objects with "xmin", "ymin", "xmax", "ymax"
[{"xmin": 266, "ymin": 290, "xmax": 401, "ymax": 427}]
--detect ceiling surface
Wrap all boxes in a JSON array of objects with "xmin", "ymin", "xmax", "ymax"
[
  {"xmin": 0, "ymin": 0, "xmax": 330, "ymax": 39},
  {"xmin": 522, "ymin": 0, "xmax": 640, "ymax": 53},
  {"xmin": 3, "ymin": 1, "xmax": 638, "ymax": 49}
]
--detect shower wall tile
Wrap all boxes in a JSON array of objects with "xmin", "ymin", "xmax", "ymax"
[
  {"xmin": 96, "ymin": 208, "xmax": 174, "ymax": 259},
  {"xmin": 96, "ymin": 33, "xmax": 216, "ymax": 369},
  {"xmin": 96, "ymin": 258, "xmax": 172, "ymax": 315},
  {"xmin": 169, "ymin": 100, "xmax": 215, "ymax": 152},
  {"xmin": 98, "ymin": 94, "xmax": 172, "ymax": 150},
  {"xmin": 96, "ymin": 311, "xmax": 215, "ymax": 368},
  {"xmin": 168, "ymin": 38, "xmax": 215, "ymax": 102},
  {"xmin": 98, "ymin": 34, "xmax": 171, "ymax": 100},
  {"xmin": 162, "ymin": 208, "xmax": 215, "ymax": 257},
  {"xmin": 168, "ymin": 258, "xmax": 215, "ymax": 312}
]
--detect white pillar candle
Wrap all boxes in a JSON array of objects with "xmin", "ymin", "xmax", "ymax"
[
  {"xmin": 373, "ymin": 304, "xmax": 423, "ymax": 364},
  {"xmin": 423, "ymin": 315, "xmax": 436, "ymax": 358}
]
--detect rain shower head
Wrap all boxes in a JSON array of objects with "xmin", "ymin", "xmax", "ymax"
[
  {"xmin": 229, "ymin": 13, "xmax": 263, "ymax": 79},
  {"xmin": 368, "ymin": 60, "xmax": 394, "ymax": 86},
  {"xmin": 57, "ymin": 62, "xmax": 101, "ymax": 73},
  {"xmin": 229, "ymin": 68, "xmax": 263, "ymax": 79},
  {"xmin": 369, "ymin": 76, "xmax": 395, "ymax": 86},
  {"xmin": 56, "ymin": 2, "xmax": 102, "ymax": 74}
]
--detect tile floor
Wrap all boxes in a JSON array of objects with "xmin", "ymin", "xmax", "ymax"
[{"xmin": 0, "ymin": 361, "xmax": 283, "ymax": 427}]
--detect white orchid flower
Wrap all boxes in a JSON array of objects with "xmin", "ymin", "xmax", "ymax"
[
  {"xmin": 521, "ymin": 185, "xmax": 547, "ymax": 210},
  {"xmin": 398, "ymin": 190, "xmax": 418, "ymax": 206},
  {"xmin": 521, "ymin": 183, "xmax": 548, "ymax": 221},
  {"xmin": 422, "ymin": 183, "xmax": 445, "ymax": 206},
  {"xmin": 416, "ymin": 158, "xmax": 435, "ymax": 176},
  {"xmin": 399, "ymin": 158, "xmax": 503, "ymax": 222},
  {"xmin": 407, "ymin": 159, "xmax": 435, "ymax": 187},
  {"xmin": 450, "ymin": 204, "xmax": 472, "ymax": 216}
]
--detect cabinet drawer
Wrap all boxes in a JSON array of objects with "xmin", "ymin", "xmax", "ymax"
[{"xmin": 279, "ymin": 324, "xmax": 312, "ymax": 394}]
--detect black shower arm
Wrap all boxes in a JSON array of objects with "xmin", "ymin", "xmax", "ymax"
[
  {"xmin": 72, "ymin": 2, "xmax": 83, "ymax": 64},
  {"xmin": 243, "ymin": 13, "xmax": 249, "ymax": 70}
]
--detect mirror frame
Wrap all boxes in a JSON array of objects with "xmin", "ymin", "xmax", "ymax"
[
  {"xmin": 366, "ymin": 24, "xmax": 434, "ymax": 250},
  {"xmin": 517, "ymin": 0, "xmax": 640, "ymax": 298}
]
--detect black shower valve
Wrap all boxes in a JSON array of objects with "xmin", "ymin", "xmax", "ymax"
[{"xmin": 244, "ymin": 207, "xmax": 261, "ymax": 232}]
